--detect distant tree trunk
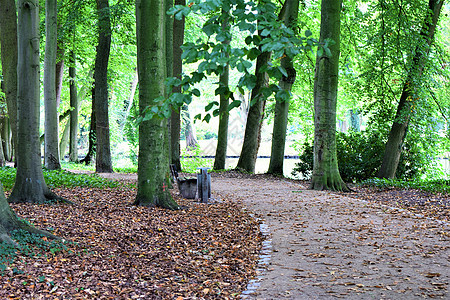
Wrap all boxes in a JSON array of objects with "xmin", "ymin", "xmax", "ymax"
[
  {"xmin": 349, "ymin": 109, "xmax": 360, "ymax": 132},
  {"xmin": 236, "ymin": 51, "xmax": 271, "ymax": 173},
  {"xmin": 122, "ymin": 70, "xmax": 138, "ymax": 133},
  {"xmin": 59, "ymin": 119, "xmax": 70, "ymax": 159},
  {"xmin": 377, "ymin": 0, "xmax": 443, "ymax": 179},
  {"xmin": 213, "ymin": 10, "xmax": 230, "ymax": 171},
  {"xmin": 1, "ymin": 118, "xmax": 12, "ymax": 161},
  {"xmin": 44, "ymin": 0, "xmax": 61, "ymax": 170},
  {"xmin": 0, "ymin": 0, "xmax": 18, "ymax": 161},
  {"xmin": 55, "ymin": 44, "xmax": 64, "ymax": 107},
  {"xmin": 94, "ymin": 0, "xmax": 113, "ymax": 173},
  {"xmin": 182, "ymin": 104, "xmax": 199, "ymax": 150},
  {"xmin": 9, "ymin": 0, "xmax": 64, "ymax": 204},
  {"xmin": 170, "ymin": 0, "xmax": 185, "ymax": 171},
  {"xmin": 268, "ymin": 0, "xmax": 299, "ymax": 176},
  {"xmin": 69, "ymin": 50, "xmax": 79, "ymax": 162},
  {"xmin": 80, "ymin": 86, "xmax": 96, "ymax": 165},
  {"xmin": 135, "ymin": 0, "xmax": 179, "ymax": 209},
  {"xmin": 309, "ymin": 0, "xmax": 349, "ymax": 192}
]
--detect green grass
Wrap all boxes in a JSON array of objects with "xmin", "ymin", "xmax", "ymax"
[
  {"xmin": 0, "ymin": 167, "xmax": 120, "ymax": 191},
  {"xmin": 361, "ymin": 177, "xmax": 450, "ymax": 194}
]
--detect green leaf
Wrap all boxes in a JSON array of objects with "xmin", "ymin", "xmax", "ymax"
[
  {"xmin": 212, "ymin": 109, "xmax": 220, "ymax": 117},
  {"xmin": 228, "ymin": 100, "xmax": 241, "ymax": 111},
  {"xmin": 192, "ymin": 88, "xmax": 201, "ymax": 97},
  {"xmin": 203, "ymin": 114, "xmax": 212, "ymax": 123},
  {"xmin": 305, "ymin": 29, "xmax": 312, "ymax": 37}
]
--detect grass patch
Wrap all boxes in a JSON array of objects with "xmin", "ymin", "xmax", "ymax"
[{"xmin": 361, "ymin": 177, "xmax": 450, "ymax": 194}]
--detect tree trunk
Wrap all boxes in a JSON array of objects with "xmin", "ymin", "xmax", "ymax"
[
  {"xmin": 182, "ymin": 104, "xmax": 199, "ymax": 150},
  {"xmin": 170, "ymin": 0, "xmax": 185, "ymax": 171},
  {"xmin": 69, "ymin": 50, "xmax": 79, "ymax": 162},
  {"xmin": 44, "ymin": 0, "xmax": 61, "ymax": 170},
  {"xmin": 213, "ymin": 10, "xmax": 230, "ymax": 171},
  {"xmin": 122, "ymin": 70, "xmax": 138, "ymax": 133},
  {"xmin": 1, "ymin": 117, "xmax": 12, "ymax": 162},
  {"xmin": 94, "ymin": 0, "xmax": 113, "ymax": 173},
  {"xmin": 236, "ymin": 51, "xmax": 271, "ymax": 173},
  {"xmin": 55, "ymin": 44, "xmax": 64, "ymax": 108},
  {"xmin": 9, "ymin": 0, "xmax": 64, "ymax": 204},
  {"xmin": 377, "ymin": 0, "xmax": 443, "ymax": 179},
  {"xmin": 267, "ymin": 0, "xmax": 299, "ymax": 176},
  {"xmin": 0, "ymin": 0, "xmax": 18, "ymax": 161},
  {"xmin": 80, "ymin": 86, "xmax": 96, "ymax": 165},
  {"xmin": 135, "ymin": 0, "xmax": 179, "ymax": 209},
  {"xmin": 309, "ymin": 0, "xmax": 349, "ymax": 192},
  {"xmin": 60, "ymin": 119, "xmax": 70, "ymax": 160}
]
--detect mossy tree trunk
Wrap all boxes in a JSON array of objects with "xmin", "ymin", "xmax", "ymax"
[
  {"xmin": 377, "ymin": 0, "xmax": 443, "ymax": 179},
  {"xmin": 0, "ymin": 0, "xmax": 19, "ymax": 161},
  {"xmin": 267, "ymin": 0, "xmax": 299, "ymax": 176},
  {"xmin": 94, "ymin": 0, "xmax": 113, "ymax": 173},
  {"xmin": 69, "ymin": 50, "xmax": 79, "ymax": 162},
  {"xmin": 44, "ymin": 0, "xmax": 61, "ymax": 170},
  {"xmin": 135, "ymin": 0, "xmax": 179, "ymax": 210},
  {"xmin": 9, "ymin": 0, "xmax": 64, "ymax": 204},
  {"xmin": 310, "ymin": 0, "xmax": 349, "ymax": 192}
]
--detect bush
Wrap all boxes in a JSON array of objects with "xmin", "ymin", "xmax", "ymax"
[{"xmin": 292, "ymin": 129, "xmax": 433, "ymax": 182}]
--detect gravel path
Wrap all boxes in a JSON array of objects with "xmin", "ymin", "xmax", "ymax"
[{"xmin": 212, "ymin": 176, "xmax": 449, "ymax": 299}]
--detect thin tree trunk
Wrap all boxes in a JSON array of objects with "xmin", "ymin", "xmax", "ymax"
[
  {"xmin": 59, "ymin": 119, "xmax": 70, "ymax": 159},
  {"xmin": 94, "ymin": 0, "xmax": 113, "ymax": 173},
  {"xmin": 213, "ymin": 10, "xmax": 230, "ymax": 171},
  {"xmin": 80, "ymin": 86, "xmax": 96, "ymax": 165},
  {"xmin": 55, "ymin": 44, "xmax": 64, "ymax": 108},
  {"xmin": 309, "ymin": 0, "xmax": 349, "ymax": 192},
  {"xmin": 170, "ymin": 0, "xmax": 185, "ymax": 171},
  {"xmin": 182, "ymin": 104, "xmax": 199, "ymax": 150},
  {"xmin": 69, "ymin": 50, "xmax": 79, "ymax": 162},
  {"xmin": 377, "ymin": 0, "xmax": 443, "ymax": 179},
  {"xmin": 0, "ymin": 0, "xmax": 18, "ymax": 161},
  {"xmin": 9, "ymin": 0, "xmax": 65, "ymax": 204},
  {"xmin": 268, "ymin": 0, "xmax": 299, "ymax": 176},
  {"xmin": 44, "ymin": 0, "xmax": 61, "ymax": 170},
  {"xmin": 135, "ymin": 0, "xmax": 178, "ymax": 209},
  {"xmin": 122, "ymin": 70, "xmax": 138, "ymax": 132},
  {"xmin": 1, "ymin": 118, "xmax": 12, "ymax": 161}
]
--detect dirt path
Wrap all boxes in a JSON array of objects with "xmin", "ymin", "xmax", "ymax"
[{"xmin": 212, "ymin": 176, "xmax": 449, "ymax": 299}]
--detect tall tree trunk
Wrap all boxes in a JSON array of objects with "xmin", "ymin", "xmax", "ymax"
[
  {"xmin": 94, "ymin": 0, "xmax": 113, "ymax": 173},
  {"xmin": 135, "ymin": 0, "xmax": 178, "ymax": 209},
  {"xmin": 170, "ymin": 0, "xmax": 185, "ymax": 171},
  {"xmin": 182, "ymin": 104, "xmax": 199, "ymax": 150},
  {"xmin": 0, "ymin": 0, "xmax": 18, "ymax": 161},
  {"xmin": 9, "ymin": 0, "xmax": 64, "ymax": 204},
  {"xmin": 1, "ymin": 118, "xmax": 12, "ymax": 161},
  {"xmin": 377, "ymin": 0, "xmax": 443, "ymax": 179},
  {"xmin": 236, "ymin": 51, "xmax": 271, "ymax": 173},
  {"xmin": 55, "ymin": 44, "xmax": 64, "ymax": 108},
  {"xmin": 69, "ymin": 50, "xmax": 79, "ymax": 162},
  {"xmin": 213, "ymin": 10, "xmax": 230, "ymax": 171},
  {"xmin": 268, "ymin": 0, "xmax": 299, "ymax": 176},
  {"xmin": 122, "ymin": 70, "xmax": 138, "ymax": 133},
  {"xmin": 59, "ymin": 119, "xmax": 70, "ymax": 159},
  {"xmin": 44, "ymin": 0, "xmax": 61, "ymax": 170},
  {"xmin": 309, "ymin": 0, "xmax": 349, "ymax": 192}
]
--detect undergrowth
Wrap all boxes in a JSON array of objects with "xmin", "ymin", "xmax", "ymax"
[{"xmin": 361, "ymin": 178, "xmax": 450, "ymax": 194}]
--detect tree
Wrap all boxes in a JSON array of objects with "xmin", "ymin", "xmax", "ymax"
[
  {"xmin": 309, "ymin": 0, "xmax": 349, "ymax": 191},
  {"xmin": 8, "ymin": 0, "xmax": 64, "ymax": 204},
  {"xmin": 69, "ymin": 50, "xmax": 79, "ymax": 162},
  {"xmin": 170, "ymin": 0, "xmax": 186, "ymax": 171},
  {"xmin": 213, "ymin": 9, "xmax": 231, "ymax": 171},
  {"xmin": 0, "ymin": 0, "xmax": 18, "ymax": 160},
  {"xmin": 377, "ymin": 0, "xmax": 444, "ymax": 179},
  {"xmin": 44, "ymin": 0, "xmax": 61, "ymax": 170},
  {"xmin": 94, "ymin": 0, "xmax": 113, "ymax": 173},
  {"xmin": 267, "ymin": 0, "xmax": 299, "ymax": 175},
  {"xmin": 135, "ymin": 0, "xmax": 179, "ymax": 209}
]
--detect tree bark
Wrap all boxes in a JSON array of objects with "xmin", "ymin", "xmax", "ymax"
[
  {"xmin": 213, "ymin": 10, "xmax": 231, "ymax": 171},
  {"xmin": 69, "ymin": 50, "xmax": 79, "ymax": 162},
  {"xmin": 80, "ymin": 86, "xmax": 96, "ymax": 165},
  {"xmin": 44, "ymin": 0, "xmax": 61, "ymax": 170},
  {"xmin": 135, "ymin": 0, "xmax": 179, "ymax": 209},
  {"xmin": 0, "ymin": 0, "xmax": 19, "ymax": 161},
  {"xmin": 170, "ymin": 0, "xmax": 185, "ymax": 171},
  {"xmin": 268, "ymin": 0, "xmax": 299, "ymax": 176},
  {"xmin": 182, "ymin": 104, "xmax": 199, "ymax": 150},
  {"xmin": 236, "ymin": 51, "xmax": 271, "ymax": 173},
  {"xmin": 94, "ymin": 0, "xmax": 113, "ymax": 173},
  {"xmin": 377, "ymin": 0, "xmax": 443, "ymax": 179},
  {"xmin": 9, "ymin": 0, "xmax": 65, "ymax": 204},
  {"xmin": 309, "ymin": 0, "xmax": 349, "ymax": 192},
  {"xmin": 60, "ymin": 119, "xmax": 70, "ymax": 160}
]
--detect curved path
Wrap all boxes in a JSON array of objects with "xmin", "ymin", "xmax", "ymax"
[{"xmin": 212, "ymin": 176, "xmax": 449, "ymax": 299}]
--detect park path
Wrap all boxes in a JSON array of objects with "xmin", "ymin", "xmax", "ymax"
[{"xmin": 211, "ymin": 176, "xmax": 449, "ymax": 299}]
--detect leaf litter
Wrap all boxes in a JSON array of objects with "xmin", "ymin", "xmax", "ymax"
[{"xmin": 1, "ymin": 183, "xmax": 262, "ymax": 299}]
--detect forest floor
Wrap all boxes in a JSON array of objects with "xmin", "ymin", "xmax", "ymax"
[{"xmin": 0, "ymin": 170, "xmax": 449, "ymax": 299}]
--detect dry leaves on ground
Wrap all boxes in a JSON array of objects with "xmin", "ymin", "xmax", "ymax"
[{"xmin": 1, "ymin": 185, "xmax": 261, "ymax": 299}]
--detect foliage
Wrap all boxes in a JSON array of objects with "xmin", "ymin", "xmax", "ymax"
[
  {"xmin": 0, "ymin": 167, "xmax": 119, "ymax": 191},
  {"xmin": 361, "ymin": 177, "xmax": 450, "ymax": 195},
  {"xmin": 181, "ymin": 147, "xmax": 213, "ymax": 173},
  {"xmin": 0, "ymin": 229, "xmax": 70, "ymax": 274},
  {"xmin": 292, "ymin": 128, "xmax": 435, "ymax": 182}
]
